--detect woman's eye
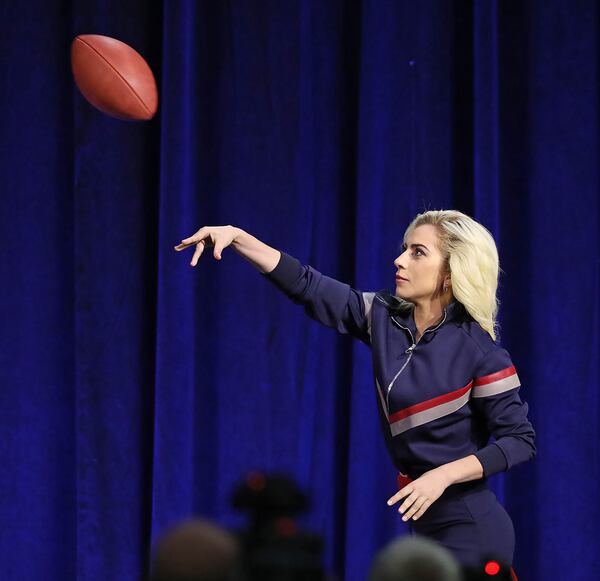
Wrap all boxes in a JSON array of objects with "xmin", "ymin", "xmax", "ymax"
[{"xmin": 401, "ymin": 246, "xmax": 423, "ymax": 257}]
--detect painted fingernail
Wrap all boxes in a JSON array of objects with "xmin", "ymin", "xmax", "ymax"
[{"xmin": 402, "ymin": 516, "xmax": 407, "ymax": 521}]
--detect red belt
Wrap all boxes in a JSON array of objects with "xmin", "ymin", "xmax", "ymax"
[{"xmin": 397, "ymin": 472, "xmax": 413, "ymax": 490}]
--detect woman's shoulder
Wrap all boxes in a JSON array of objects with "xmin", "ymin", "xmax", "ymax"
[{"xmin": 372, "ymin": 290, "xmax": 413, "ymax": 313}]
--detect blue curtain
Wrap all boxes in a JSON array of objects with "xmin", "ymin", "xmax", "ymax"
[{"xmin": 1, "ymin": 1, "xmax": 598, "ymax": 579}]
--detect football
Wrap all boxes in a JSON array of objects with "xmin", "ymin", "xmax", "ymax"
[{"xmin": 71, "ymin": 34, "xmax": 158, "ymax": 121}]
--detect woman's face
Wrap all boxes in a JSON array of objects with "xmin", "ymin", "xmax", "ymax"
[{"xmin": 393, "ymin": 224, "xmax": 450, "ymax": 302}]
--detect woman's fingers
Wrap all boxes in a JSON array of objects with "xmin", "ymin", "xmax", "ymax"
[
  {"xmin": 182, "ymin": 227, "xmax": 207, "ymax": 245},
  {"xmin": 387, "ymin": 487, "xmax": 410, "ymax": 506},
  {"xmin": 175, "ymin": 227, "xmax": 209, "ymax": 251},
  {"xmin": 190, "ymin": 241, "xmax": 206, "ymax": 266},
  {"xmin": 386, "ymin": 493, "xmax": 400, "ymax": 506},
  {"xmin": 174, "ymin": 241, "xmax": 196, "ymax": 251},
  {"xmin": 399, "ymin": 491, "xmax": 421, "ymax": 514},
  {"xmin": 411, "ymin": 499, "xmax": 431, "ymax": 521},
  {"xmin": 213, "ymin": 240, "xmax": 227, "ymax": 260},
  {"xmin": 174, "ymin": 227, "xmax": 232, "ymax": 264},
  {"xmin": 402, "ymin": 496, "xmax": 425, "ymax": 521}
]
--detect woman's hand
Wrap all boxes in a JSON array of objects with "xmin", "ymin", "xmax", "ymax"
[
  {"xmin": 174, "ymin": 225, "xmax": 239, "ymax": 266},
  {"xmin": 386, "ymin": 468, "xmax": 450, "ymax": 522}
]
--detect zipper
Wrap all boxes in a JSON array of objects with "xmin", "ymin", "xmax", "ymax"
[{"xmin": 385, "ymin": 308, "xmax": 448, "ymax": 409}]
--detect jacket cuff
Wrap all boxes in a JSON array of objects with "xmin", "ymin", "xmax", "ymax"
[
  {"xmin": 261, "ymin": 251, "xmax": 304, "ymax": 290},
  {"xmin": 474, "ymin": 443, "xmax": 509, "ymax": 477}
]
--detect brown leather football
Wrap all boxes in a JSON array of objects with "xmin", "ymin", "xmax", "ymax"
[{"xmin": 71, "ymin": 34, "xmax": 158, "ymax": 121}]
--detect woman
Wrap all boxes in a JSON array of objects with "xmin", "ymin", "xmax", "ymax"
[{"xmin": 174, "ymin": 209, "xmax": 536, "ymax": 570}]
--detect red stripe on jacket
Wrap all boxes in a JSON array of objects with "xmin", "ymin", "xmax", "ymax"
[
  {"xmin": 473, "ymin": 365, "xmax": 517, "ymax": 387},
  {"xmin": 389, "ymin": 380, "xmax": 474, "ymax": 424}
]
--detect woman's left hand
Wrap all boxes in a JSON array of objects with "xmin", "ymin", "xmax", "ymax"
[{"xmin": 387, "ymin": 468, "xmax": 450, "ymax": 522}]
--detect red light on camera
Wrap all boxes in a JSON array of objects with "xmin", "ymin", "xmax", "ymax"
[{"xmin": 484, "ymin": 560, "xmax": 501, "ymax": 575}]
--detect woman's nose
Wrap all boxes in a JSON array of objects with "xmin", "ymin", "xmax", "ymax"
[{"xmin": 395, "ymin": 253, "xmax": 411, "ymax": 273}]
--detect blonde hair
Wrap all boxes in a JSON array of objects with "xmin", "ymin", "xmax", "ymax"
[{"xmin": 403, "ymin": 209, "xmax": 503, "ymax": 342}]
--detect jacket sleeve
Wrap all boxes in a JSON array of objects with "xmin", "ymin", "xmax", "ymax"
[
  {"xmin": 260, "ymin": 251, "xmax": 374, "ymax": 345},
  {"xmin": 470, "ymin": 347, "xmax": 537, "ymax": 478}
]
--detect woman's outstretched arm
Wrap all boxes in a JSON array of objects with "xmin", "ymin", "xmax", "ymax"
[
  {"xmin": 174, "ymin": 225, "xmax": 373, "ymax": 345},
  {"xmin": 174, "ymin": 225, "xmax": 280, "ymax": 273}
]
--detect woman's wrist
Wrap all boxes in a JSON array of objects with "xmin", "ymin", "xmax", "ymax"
[
  {"xmin": 230, "ymin": 226, "xmax": 245, "ymax": 243},
  {"xmin": 230, "ymin": 227, "xmax": 252, "ymax": 253},
  {"xmin": 436, "ymin": 455, "xmax": 485, "ymax": 486},
  {"xmin": 230, "ymin": 228, "xmax": 281, "ymax": 273}
]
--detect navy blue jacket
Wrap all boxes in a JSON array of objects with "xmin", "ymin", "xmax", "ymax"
[{"xmin": 262, "ymin": 251, "xmax": 536, "ymax": 480}]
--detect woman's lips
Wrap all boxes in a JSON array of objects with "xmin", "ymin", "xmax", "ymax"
[{"xmin": 396, "ymin": 276, "xmax": 408, "ymax": 283}]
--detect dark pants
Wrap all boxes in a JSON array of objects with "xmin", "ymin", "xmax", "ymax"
[{"xmin": 407, "ymin": 480, "xmax": 515, "ymax": 568}]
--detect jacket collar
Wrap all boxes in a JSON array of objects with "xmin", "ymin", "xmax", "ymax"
[{"xmin": 376, "ymin": 292, "xmax": 467, "ymax": 344}]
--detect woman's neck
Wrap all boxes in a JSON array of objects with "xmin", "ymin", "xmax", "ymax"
[{"xmin": 413, "ymin": 296, "xmax": 453, "ymax": 336}]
